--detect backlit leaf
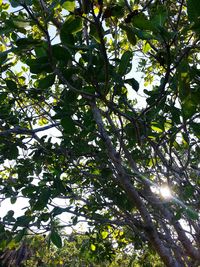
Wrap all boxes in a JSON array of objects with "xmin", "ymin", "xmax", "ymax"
[
  {"xmin": 101, "ymin": 231, "xmax": 109, "ymax": 239},
  {"xmin": 90, "ymin": 244, "xmax": 96, "ymax": 251},
  {"xmin": 62, "ymin": 0, "xmax": 75, "ymax": 12},
  {"xmin": 151, "ymin": 125, "xmax": 163, "ymax": 133}
]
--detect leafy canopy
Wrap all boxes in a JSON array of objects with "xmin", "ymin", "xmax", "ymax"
[{"xmin": 0, "ymin": 0, "xmax": 200, "ymax": 266}]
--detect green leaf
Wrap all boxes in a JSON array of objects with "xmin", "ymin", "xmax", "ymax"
[
  {"xmin": 54, "ymin": 179, "xmax": 66, "ymax": 195},
  {"xmin": 52, "ymin": 207, "xmax": 70, "ymax": 216},
  {"xmin": 15, "ymin": 228, "xmax": 27, "ymax": 243},
  {"xmin": 174, "ymin": 209, "xmax": 183, "ymax": 221},
  {"xmin": 101, "ymin": 167, "xmax": 112, "ymax": 178},
  {"xmin": 15, "ymin": 215, "xmax": 32, "ymax": 227},
  {"xmin": 190, "ymin": 122, "xmax": 200, "ymax": 138},
  {"xmin": 10, "ymin": 197, "xmax": 17, "ymax": 204},
  {"xmin": 0, "ymin": 53, "xmax": 7, "ymax": 65},
  {"xmin": 62, "ymin": 0, "xmax": 75, "ymax": 12},
  {"xmin": 118, "ymin": 51, "xmax": 132, "ymax": 76},
  {"xmin": 90, "ymin": 23, "xmax": 101, "ymax": 43},
  {"xmin": 26, "ymin": 57, "xmax": 53, "ymax": 74},
  {"xmin": 10, "ymin": 0, "xmax": 32, "ymax": 6},
  {"xmin": 38, "ymin": 74, "xmax": 55, "ymax": 89},
  {"xmin": 61, "ymin": 116, "xmax": 76, "ymax": 134},
  {"xmin": 101, "ymin": 231, "xmax": 109, "ymax": 239},
  {"xmin": 10, "ymin": 0, "xmax": 21, "ymax": 7},
  {"xmin": 4, "ymin": 210, "xmax": 15, "ymax": 223},
  {"xmin": 151, "ymin": 125, "xmax": 163, "ymax": 133},
  {"xmin": 124, "ymin": 123, "xmax": 137, "ymax": 144},
  {"xmin": 0, "ymin": 92, "xmax": 8, "ymax": 102},
  {"xmin": 131, "ymin": 13, "xmax": 154, "ymax": 31},
  {"xmin": 170, "ymin": 105, "xmax": 181, "ymax": 124},
  {"xmin": 125, "ymin": 78, "xmax": 139, "ymax": 91},
  {"xmin": 90, "ymin": 243, "xmax": 96, "ymax": 251},
  {"xmin": 185, "ymin": 208, "xmax": 199, "ymax": 220},
  {"xmin": 23, "ymin": 0, "xmax": 32, "ymax": 5},
  {"xmin": 33, "ymin": 189, "xmax": 51, "ymax": 211},
  {"xmin": 61, "ymin": 16, "xmax": 82, "ymax": 35},
  {"xmin": 134, "ymin": 29, "xmax": 153, "ymax": 40},
  {"xmin": 16, "ymin": 38, "xmax": 42, "ymax": 48},
  {"xmin": 21, "ymin": 185, "xmax": 37, "ymax": 197},
  {"xmin": 111, "ymin": 4, "xmax": 125, "ymax": 18},
  {"xmin": 119, "ymin": 24, "xmax": 137, "ymax": 45},
  {"xmin": 60, "ymin": 32, "xmax": 74, "ymax": 47},
  {"xmin": 6, "ymin": 80, "xmax": 17, "ymax": 91},
  {"xmin": 82, "ymin": 86, "xmax": 95, "ymax": 94},
  {"xmin": 182, "ymin": 96, "xmax": 196, "ymax": 119},
  {"xmin": 187, "ymin": 0, "xmax": 200, "ymax": 22},
  {"xmin": 12, "ymin": 18, "xmax": 30, "ymax": 29},
  {"xmin": 50, "ymin": 230, "xmax": 62, "ymax": 248},
  {"xmin": 127, "ymin": 31, "xmax": 137, "ymax": 45},
  {"xmin": 182, "ymin": 185, "xmax": 195, "ymax": 200},
  {"xmin": 72, "ymin": 216, "xmax": 78, "ymax": 225},
  {"xmin": 52, "ymin": 45, "xmax": 71, "ymax": 62},
  {"xmin": 143, "ymin": 42, "xmax": 151, "ymax": 53},
  {"xmin": 40, "ymin": 213, "xmax": 50, "ymax": 222},
  {"xmin": 62, "ymin": 90, "xmax": 77, "ymax": 103},
  {"xmin": 34, "ymin": 47, "xmax": 47, "ymax": 58},
  {"xmin": 151, "ymin": 7, "xmax": 167, "ymax": 29},
  {"xmin": 6, "ymin": 146, "xmax": 19, "ymax": 160}
]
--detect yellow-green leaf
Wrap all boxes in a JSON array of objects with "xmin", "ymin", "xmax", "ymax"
[
  {"xmin": 151, "ymin": 125, "xmax": 163, "ymax": 133},
  {"xmin": 101, "ymin": 231, "xmax": 108, "ymax": 239},
  {"xmin": 90, "ymin": 244, "xmax": 96, "ymax": 251},
  {"xmin": 62, "ymin": 0, "xmax": 75, "ymax": 12},
  {"xmin": 143, "ymin": 42, "xmax": 151, "ymax": 53}
]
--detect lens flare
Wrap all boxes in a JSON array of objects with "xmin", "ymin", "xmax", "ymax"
[{"xmin": 160, "ymin": 185, "xmax": 172, "ymax": 199}]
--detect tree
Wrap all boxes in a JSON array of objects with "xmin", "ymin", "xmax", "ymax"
[
  {"xmin": 0, "ymin": 0, "xmax": 200, "ymax": 266},
  {"xmin": 0, "ymin": 230, "xmax": 164, "ymax": 267}
]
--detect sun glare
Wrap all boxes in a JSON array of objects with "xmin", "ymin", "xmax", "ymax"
[{"xmin": 160, "ymin": 185, "xmax": 172, "ymax": 199}]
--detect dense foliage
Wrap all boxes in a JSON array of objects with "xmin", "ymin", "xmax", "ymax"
[
  {"xmin": 0, "ymin": 0, "xmax": 200, "ymax": 266},
  {"xmin": 0, "ymin": 231, "xmax": 164, "ymax": 267}
]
